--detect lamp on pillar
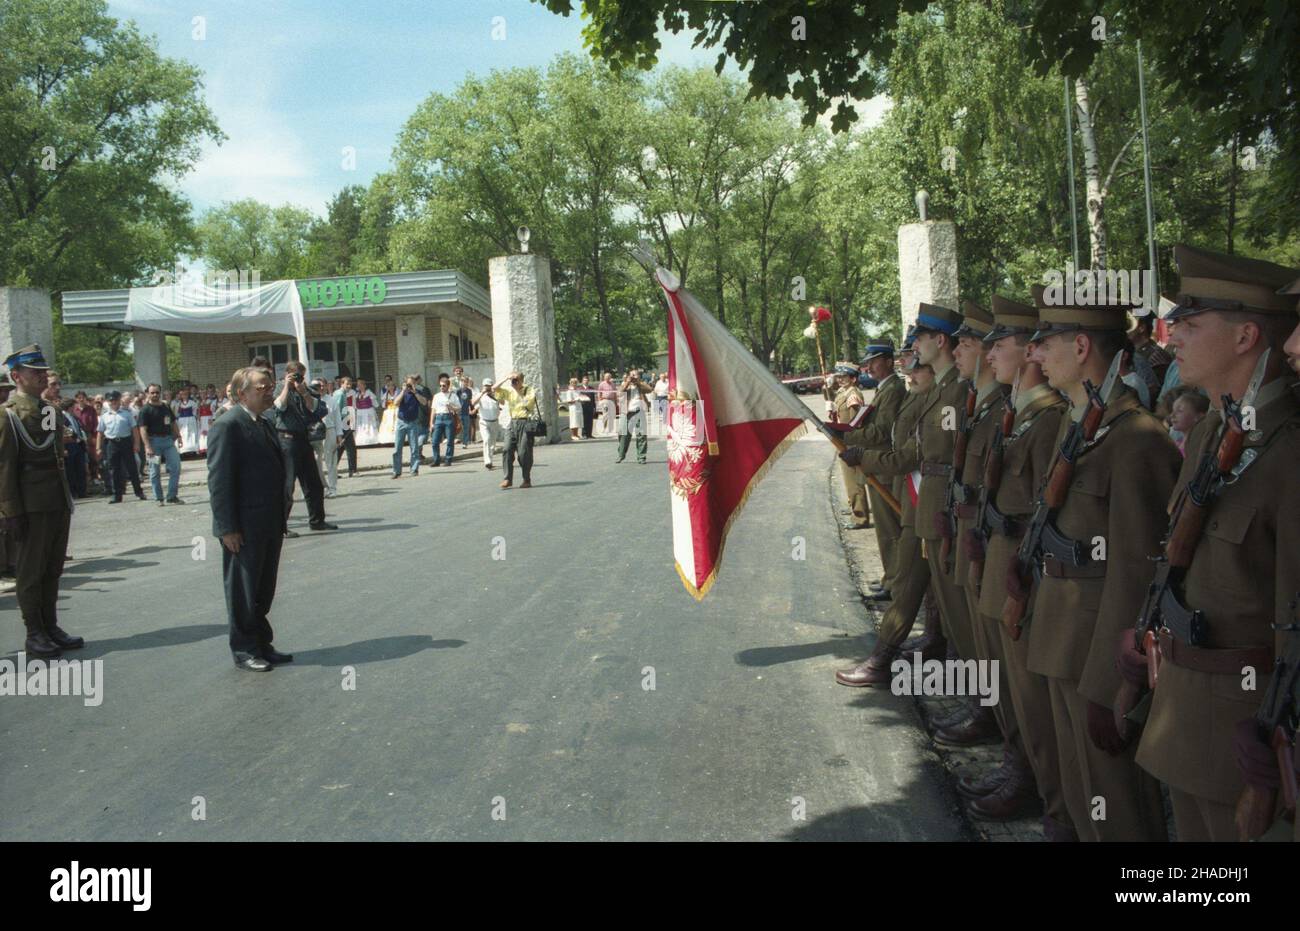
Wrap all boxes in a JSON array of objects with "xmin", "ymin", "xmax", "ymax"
[{"xmin": 517, "ymin": 226, "xmax": 531, "ymax": 255}]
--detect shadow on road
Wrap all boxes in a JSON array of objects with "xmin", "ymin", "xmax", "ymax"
[
  {"xmin": 734, "ymin": 636, "xmax": 869, "ymax": 668},
  {"xmin": 61, "ymin": 556, "xmax": 160, "ymax": 575},
  {"xmin": 290, "ymin": 635, "xmax": 467, "ymax": 667},
  {"xmin": 8, "ymin": 623, "xmax": 231, "ymax": 660}
]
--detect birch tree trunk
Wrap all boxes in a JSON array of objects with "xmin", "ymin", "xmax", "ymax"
[{"xmin": 1074, "ymin": 76, "xmax": 1108, "ymax": 269}]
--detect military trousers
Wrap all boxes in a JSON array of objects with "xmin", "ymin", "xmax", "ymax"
[
  {"xmin": 1167, "ymin": 789, "xmax": 1236, "ymax": 842},
  {"xmin": 15, "ymin": 509, "xmax": 71, "ymax": 636},
  {"xmin": 966, "ymin": 592, "xmax": 1021, "ymax": 755},
  {"xmin": 1046, "ymin": 676, "xmax": 1168, "ymax": 842},
  {"xmin": 839, "ymin": 460, "xmax": 869, "ymax": 521},
  {"xmin": 991, "ymin": 612, "xmax": 1071, "ymax": 828},
  {"xmin": 926, "ymin": 545, "xmax": 976, "ymax": 663},
  {"xmin": 876, "ymin": 526, "xmax": 930, "ymax": 648},
  {"xmin": 867, "ymin": 480, "xmax": 900, "ymax": 588}
]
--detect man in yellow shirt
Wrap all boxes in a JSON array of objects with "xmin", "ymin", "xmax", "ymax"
[{"xmin": 492, "ymin": 371, "xmax": 539, "ymax": 489}]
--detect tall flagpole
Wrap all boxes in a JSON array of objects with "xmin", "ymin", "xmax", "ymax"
[
  {"xmin": 1064, "ymin": 76, "xmax": 1080, "ymax": 270},
  {"xmin": 1137, "ymin": 40, "xmax": 1160, "ymax": 310}
]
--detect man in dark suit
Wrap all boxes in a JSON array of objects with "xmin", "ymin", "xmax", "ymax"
[{"xmin": 206, "ymin": 366, "xmax": 292, "ymax": 672}]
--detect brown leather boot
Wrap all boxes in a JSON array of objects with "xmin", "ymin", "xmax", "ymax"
[
  {"xmin": 901, "ymin": 591, "xmax": 946, "ymax": 662},
  {"xmin": 1040, "ymin": 814, "xmax": 1079, "ymax": 842},
  {"xmin": 956, "ymin": 746, "xmax": 1014, "ymax": 800},
  {"xmin": 934, "ymin": 703, "xmax": 1001, "ymax": 747},
  {"xmin": 834, "ymin": 643, "xmax": 900, "ymax": 688},
  {"xmin": 966, "ymin": 759, "xmax": 1041, "ymax": 821}
]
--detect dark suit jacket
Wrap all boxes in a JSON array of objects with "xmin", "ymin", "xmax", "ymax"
[{"xmin": 207, "ymin": 405, "xmax": 287, "ymax": 540}]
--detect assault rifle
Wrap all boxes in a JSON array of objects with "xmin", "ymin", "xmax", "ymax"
[
  {"xmin": 1001, "ymin": 350, "xmax": 1123, "ymax": 640},
  {"xmin": 1236, "ymin": 595, "xmax": 1300, "ymax": 840}
]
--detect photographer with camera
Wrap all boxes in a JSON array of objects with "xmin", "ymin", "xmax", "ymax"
[
  {"xmin": 616, "ymin": 369, "xmax": 653, "ymax": 465},
  {"xmin": 271, "ymin": 361, "xmax": 336, "ymax": 535},
  {"xmin": 391, "ymin": 374, "xmax": 428, "ymax": 478}
]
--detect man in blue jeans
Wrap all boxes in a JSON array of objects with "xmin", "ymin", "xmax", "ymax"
[
  {"xmin": 136, "ymin": 383, "xmax": 184, "ymax": 505},
  {"xmin": 391, "ymin": 374, "xmax": 427, "ymax": 479},
  {"xmin": 428, "ymin": 373, "xmax": 458, "ymax": 466}
]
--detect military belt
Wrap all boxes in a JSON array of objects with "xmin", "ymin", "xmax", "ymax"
[
  {"xmin": 920, "ymin": 461, "xmax": 952, "ymax": 477},
  {"xmin": 21, "ymin": 460, "xmax": 60, "ymax": 472},
  {"xmin": 1156, "ymin": 630, "xmax": 1272, "ymax": 677}
]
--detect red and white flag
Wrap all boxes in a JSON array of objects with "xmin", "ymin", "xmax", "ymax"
[{"xmin": 655, "ymin": 266, "xmax": 813, "ymax": 600}]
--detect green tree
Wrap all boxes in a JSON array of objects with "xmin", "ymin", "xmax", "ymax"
[
  {"xmin": 194, "ymin": 199, "xmax": 315, "ymax": 281},
  {"xmin": 0, "ymin": 0, "xmax": 222, "ymax": 379}
]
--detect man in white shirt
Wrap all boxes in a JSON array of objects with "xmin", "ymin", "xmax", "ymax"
[
  {"xmin": 96, "ymin": 391, "xmax": 145, "ymax": 501},
  {"xmin": 652, "ymin": 372, "xmax": 670, "ymax": 435},
  {"xmin": 332, "ymin": 377, "xmax": 358, "ymax": 477},
  {"xmin": 472, "ymin": 378, "xmax": 502, "ymax": 469},
  {"xmin": 427, "ymin": 373, "xmax": 459, "ymax": 466}
]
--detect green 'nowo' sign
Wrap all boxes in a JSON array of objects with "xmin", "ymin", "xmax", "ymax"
[{"xmin": 297, "ymin": 276, "xmax": 387, "ymax": 309}]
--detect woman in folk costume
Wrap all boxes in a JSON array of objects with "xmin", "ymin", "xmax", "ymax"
[
  {"xmin": 172, "ymin": 386, "xmax": 201, "ymax": 454},
  {"xmin": 197, "ymin": 385, "xmax": 215, "ymax": 453},
  {"xmin": 377, "ymin": 375, "xmax": 398, "ymax": 445},
  {"xmin": 562, "ymin": 377, "xmax": 583, "ymax": 439},
  {"xmin": 353, "ymin": 378, "xmax": 380, "ymax": 446}
]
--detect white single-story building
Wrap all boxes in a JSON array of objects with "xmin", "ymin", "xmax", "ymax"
[{"xmin": 61, "ymin": 269, "xmax": 494, "ymax": 391}]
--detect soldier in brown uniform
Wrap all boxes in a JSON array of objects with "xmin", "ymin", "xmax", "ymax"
[
  {"xmin": 846, "ymin": 339, "xmax": 906, "ymax": 599},
  {"xmin": 965, "ymin": 297, "xmax": 1072, "ymax": 831},
  {"xmin": 0, "ymin": 345, "xmax": 83, "ymax": 658},
  {"xmin": 1020, "ymin": 291, "xmax": 1175, "ymax": 842},
  {"xmin": 831, "ymin": 364, "xmax": 869, "ymax": 529},
  {"xmin": 1123, "ymin": 245, "xmax": 1300, "ymax": 842},
  {"xmin": 933, "ymin": 301, "xmax": 1008, "ymax": 746},
  {"xmin": 835, "ymin": 337, "xmax": 940, "ymax": 685},
  {"xmin": 839, "ymin": 304, "xmax": 972, "ymax": 683}
]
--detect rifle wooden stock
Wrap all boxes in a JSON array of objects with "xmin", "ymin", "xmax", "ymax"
[{"xmin": 1165, "ymin": 499, "xmax": 1209, "ymax": 567}]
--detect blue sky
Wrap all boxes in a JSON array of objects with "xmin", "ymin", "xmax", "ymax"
[{"xmin": 107, "ymin": 0, "xmax": 739, "ymax": 217}]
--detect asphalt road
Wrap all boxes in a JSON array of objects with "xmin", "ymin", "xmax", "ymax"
[{"xmin": 1, "ymin": 432, "xmax": 964, "ymax": 841}]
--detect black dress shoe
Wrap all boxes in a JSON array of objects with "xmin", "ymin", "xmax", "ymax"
[
  {"xmin": 25, "ymin": 632, "xmax": 62, "ymax": 658},
  {"xmin": 863, "ymin": 589, "xmax": 892, "ymax": 602},
  {"xmin": 233, "ymin": 653, "xmax": 273, "ymax": 672},
  {"xmin": 283, "ymin": 529, "xmax": 300, "ymax": 538},
  {"xmin": 262, "ymin": 649, "xmax": 294, "ymax": 665},
  {"xmin": 47, "ymin": 626, "xmax": 85, "ymax": 649},
  {"xmin": 309, "ymin": 521, "xmax": 338, "ymax": 531}
]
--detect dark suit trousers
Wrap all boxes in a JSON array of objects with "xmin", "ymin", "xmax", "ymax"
[
  {"xmin": 222, "ymin": 530, "xmax": 283, "ymax": 655},
  {"xmin": 104, "ymin": 437, "xmax": 142, "ymax": 499},
  {"xmin": 279, "ymin": 433, "xmax": 325, "ymax": 525}
]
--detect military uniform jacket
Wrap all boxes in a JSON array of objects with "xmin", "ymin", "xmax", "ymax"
[
  {"xmin": 858, "ymin": 364, "xmax": 964, "ymax": 543},
  {"xmin": 887, "ymin": 387, "xmax": 928, "ymax": 529},
  {"xmin": 976, "ymin": 387, "xmax": 1068, "ymax": 619},
  {"xmin": 954, "ymin": 382, "xmax": 1010, "ymax": 587},
  {"xmin": 833, "ymin": 384, "xmax": 864, "ymax": 424},
  {"xmin": 0, "ymin": 392, "xmax": 72, "ymax": 517},
  {"xmin": 845, "ymin": 372, "xmax": 905, "ymax": 451},
  {"xmin": 1136, "ymin": 376, "xmax": 1300, "ymax": 804},
  {"xmin": 1026, "ymin": 387, "xmax": 1180, "ymax": 705}
]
